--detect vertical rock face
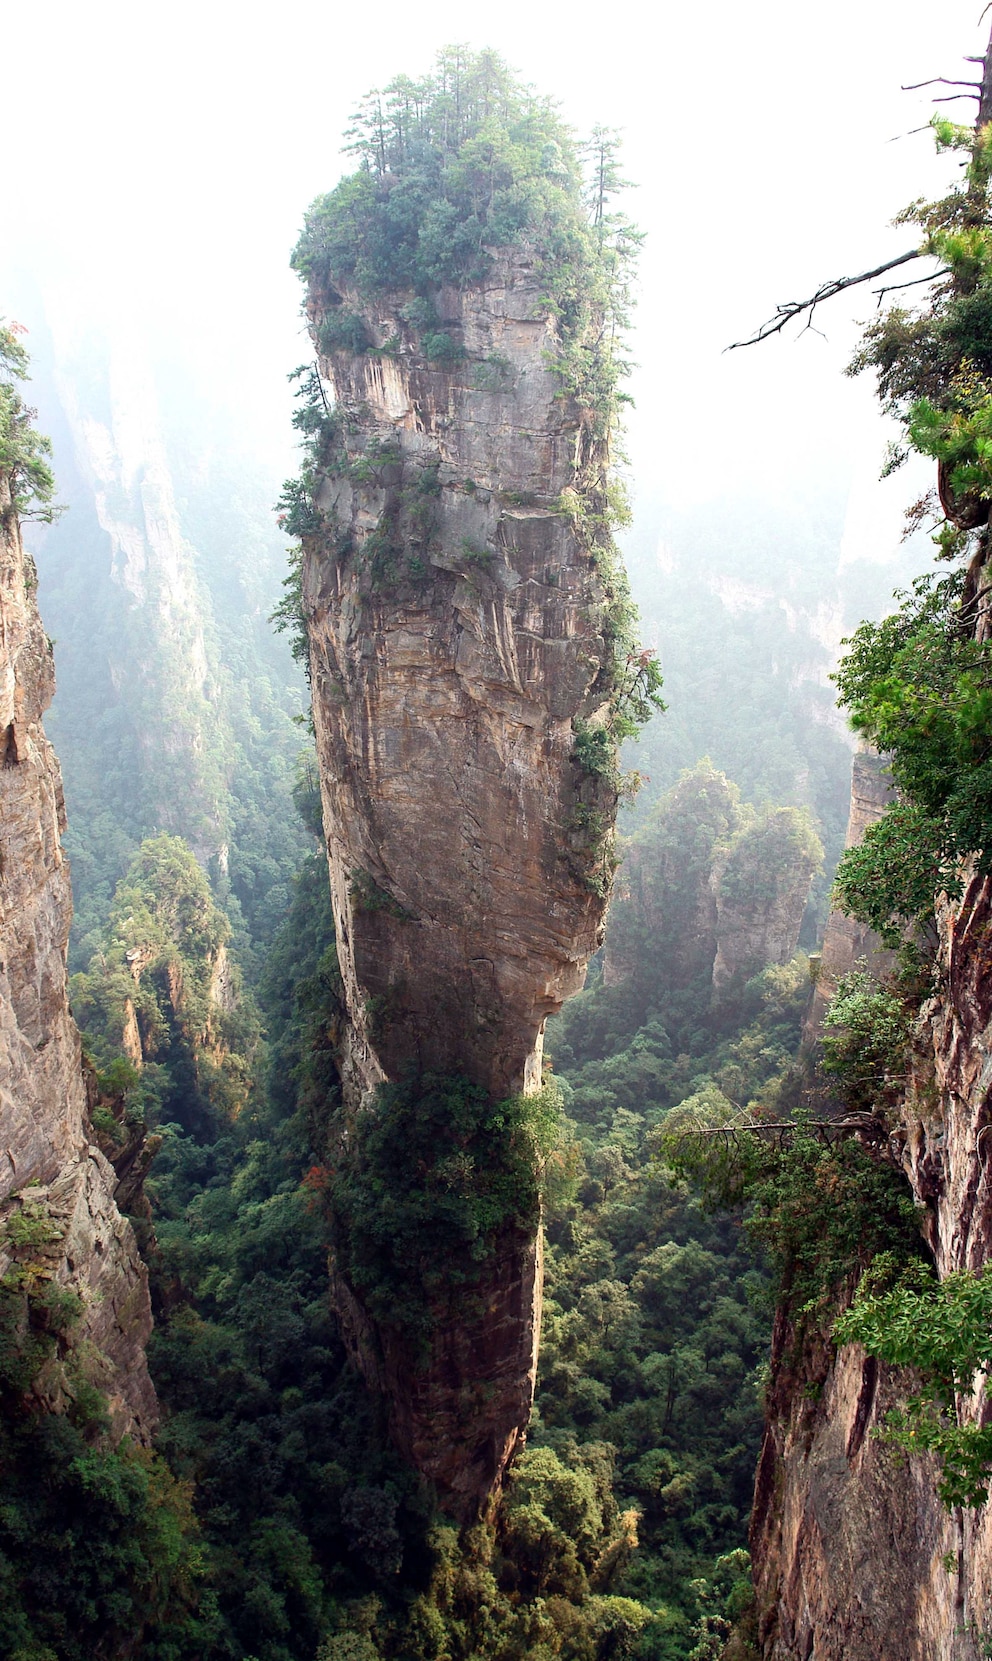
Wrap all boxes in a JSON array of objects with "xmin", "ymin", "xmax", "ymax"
[
  {"xmin": 301, "ymin": 254, "xmax": 620, "ymax": 1513},
  {"xmin": 0, "ymin": 474, "xmax": 156, "ymax": 1439},
  {"xmin": 304, "ymin": 255, "xmax": 618, "ymax": 1100},
  {"xmin": 749, "ymin": 845, "xmax": 992, "ymax": 1659}
]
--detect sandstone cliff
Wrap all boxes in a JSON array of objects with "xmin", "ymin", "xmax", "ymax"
[
  {"xmin": 0, "ymin": 471, "xmax": 157, "ymax": 1438},
  {"xmin": 299, "ymin": 253, "xmax": 623, "ymax": 1517}
]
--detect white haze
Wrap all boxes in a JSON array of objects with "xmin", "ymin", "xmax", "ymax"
[{"xmin": 2, "ymin": 0, "xmax": 988, "ymax": 578}]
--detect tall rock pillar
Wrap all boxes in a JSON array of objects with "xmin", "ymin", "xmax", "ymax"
[{"xmin": 299, "ymin": 253, "xmax": 623, "ymax": 1516}]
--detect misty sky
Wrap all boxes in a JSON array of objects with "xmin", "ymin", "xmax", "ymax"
[{"xmin": 4, "ymin": 0, "xmax": 989, "ymax": 551}]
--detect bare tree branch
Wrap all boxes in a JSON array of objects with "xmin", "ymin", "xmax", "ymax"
[
  {"xmin": 873, "ymin": 267, "xmax": 950, "ymax": 305},
  {"xmin": 727, "ymin": 250, "xmax": 925, "ymax": 350},
  {"xmin": 901, "ymin": 77, "xmax": 982, "ymax": 91}
]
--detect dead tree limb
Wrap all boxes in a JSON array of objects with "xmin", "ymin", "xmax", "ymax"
[
  {"xmin": 727, "ymin": 250, "xmax": 926, "ymax": 350},
  {"xmin": 873, "ymin": 267, "xmax": 950, "ymax": 306},
  {"xmin": 902, "ymin": 78, "xmax": 982, "ymax": 94}
]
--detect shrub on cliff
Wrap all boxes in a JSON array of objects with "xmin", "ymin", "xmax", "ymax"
[
  {"xmin": 293, "ymin": 49, "xmax": 604, "ymax": 302},
  {"xmin": 326, "ymin": 1074, "xmax": 563, "ymax": 1339},
  {"xmin": 0, "ymin": 319, "xmax": 59, "ymax": 522},
  {"xmin": 832, "ymin": 568, "xmax": 992, "ymax": 941}
]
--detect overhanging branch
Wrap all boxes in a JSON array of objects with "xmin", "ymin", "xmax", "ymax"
[{"xmin": 727, "ymin": 249, "xmax": 927, "ymax": 350}]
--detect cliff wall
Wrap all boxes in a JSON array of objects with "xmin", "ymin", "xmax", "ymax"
[
  {"xmin": 749, "ymin": 843, "xmax": 992, "ymax": 1659},
  {"xmin": 301, "ymin": 252, "xmax": 621, "ymax": 1516},
  {"xmin": 0, "ymin": 473, "xmax": 156, "ymax": 1439}
]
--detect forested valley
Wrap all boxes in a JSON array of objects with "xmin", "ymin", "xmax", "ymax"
[{"xmin": 6, "ymin": 21, "xmax": 992, "ymax": 1661}]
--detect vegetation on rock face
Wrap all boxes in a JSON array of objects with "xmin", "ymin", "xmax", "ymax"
[
  {"xmin": 0, "ymin": 319, "xmax": 59, "ymax": 521},
  {"xmin": 291, "ymin": 46, "xmax": 638, "ymax": 411},
  {"xmin": 832, "ymin": 569, "xmax": 992, "ymax": 940},
  {"xmin": 665, "ymin": 1113, "xmax": 923, "ymax": 1319},
  {"xmin": 325, "ymin": 1074, "xmax": 561, "ymax": 1340},
  {"xmin": 71, "ymin": 834, "xmax": 261, "ymax": 1135},
  {"xmin": 283, "ymin": 46, "xmax": 662, "ymax": 766},
  {"xmin": 0, "ymin": 1212, "xmax": 201, "ymax": 1656},
  {"xmin": 835, "ymin": 1259, "xmax": 992, "ymax": 1508},
  {"xmin": 831, "ymin": 113, "xmax": 992, "ymax": 943}
]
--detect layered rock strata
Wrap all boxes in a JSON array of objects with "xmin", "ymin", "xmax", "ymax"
[
  {"xmin": 0, "ymin": 474, "xmax": 157, "ymax": 1439},
  {"xmin": 300, "ymin": 253, "xmax": 620, "ymax": 1515}
]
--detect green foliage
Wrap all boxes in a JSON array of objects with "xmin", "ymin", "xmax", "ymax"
[
  {"xmin": 420, "ymin": 330, "xmax": 465, "ymax": 363},
  {"xmin": 0, "ymin": 1268, "xmax": 201, "ymax": 1657},
  {"xmin": 293, "ymin": 48, "xmax": 607, "ymax": 304},
  {"xmin": 318, "ymin": 311, "xmax": 372, "ymax": 355},
  {"xmin": 819, "ymin": 969, "xmax": 914, "ymax": 1114},
  {"xmin": 0, "ymin": 320, "xmax": 60, "ymax": 522},
  {"xmin": 665, "ymin": 1114, "xmax": 924, "ymax": 1316},
  {"xmin": 831, "ymin": 801, "xmax": 949, "ymax": 947},
  {"xmin": 573, "ymin": 721, "xmax": 618, "ymax": 784},
  {"xmin": 326, "ymin": 1075, "xmax": 562, "ymax": 1338},
  {"xmin": 718, "ymin": 808, "xmax": 822, "ymax": 914},
  {"xmin": 71, "ymin": 834, "xmax": 261, "ymax": 1136},
  {"xmin": 832, "ymin": 570, "xmax": 992, "ymax": 935},
  {"xmin": 834, "ymin": 1259, "xmax": 992, "ymax": 1508}
]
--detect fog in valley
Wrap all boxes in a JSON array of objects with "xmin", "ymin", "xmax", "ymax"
[{"xmin": 3, "ymin": 5, "xmax": 991, "ymax": 1658}]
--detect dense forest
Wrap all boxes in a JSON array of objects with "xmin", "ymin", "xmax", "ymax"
[{"xmin": 7, "ymin": 23, "xmax": 992, "ymax": 1661}]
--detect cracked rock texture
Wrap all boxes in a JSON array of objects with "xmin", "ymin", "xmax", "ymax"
[
  {"xmin": 301, "ymin": 252, "xmax": 620, "ymax": 1517},
  {"xmin": 0, "ymin": 474, "xmax": 156, "ymax": 1440}
]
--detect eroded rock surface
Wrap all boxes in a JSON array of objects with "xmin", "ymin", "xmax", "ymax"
[
  {"xmin": 301, "ymin": 253, "xmax": 620, "ymax": 1515},
  {"xmin": 0, "ymin": 474, "xmax": 156, "ymax": 1440}
]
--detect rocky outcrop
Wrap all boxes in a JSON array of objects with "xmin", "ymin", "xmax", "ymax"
[
  {"xmin": 803, "ymin": 745, "xmax": 896, "ymax": 1044},
  {"xmin": 0, "ymin": 473, "xmax": 156, "ymax": 1440},
  {"xmin": 304, "ymin": 255, "xmax": 618, "ymax": 1103},
  {"xmin": 711, "ymin": 807, "xmax": 822, "ymax": 991},
  {"xmin": 603, "ymin": 763, "xmax": 821, "ymax": 999},
  {"xmin": 300, "ymin": 252, "xmax": 621, "ymax": 1515}
]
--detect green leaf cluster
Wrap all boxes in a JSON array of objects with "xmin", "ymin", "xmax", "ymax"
[
  {"xmin": 832, "ymin": 570, "xmax": 992, "ymax": 938},
  {"xmin": 0, "ymin": 320, "xmax": 59, "ymax": 522},
  {"xmin": 326, "ymin": 1073, "xmax": 563, "ymax": 1338},
  {"xmin": 665, "ymin": 1114, "xmax": 923, "ymax": 1317},
  {"xmin": 834, "ymin": 1259, "xmax": 992, "ymax": 1508},
  {"xmin": 819, "ymin": 969, "xmax": 914, "ymax": 1114}
]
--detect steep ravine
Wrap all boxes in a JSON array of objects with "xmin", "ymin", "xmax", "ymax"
[
  {"xmin": 0, "ymin": 472, "xmax": 156, "ymax": 1438},
  {"xmin": 300, "ymin": 253, "xmax": 622, "ymax": 1518}
]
